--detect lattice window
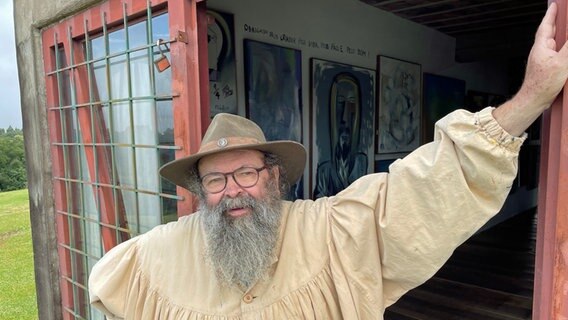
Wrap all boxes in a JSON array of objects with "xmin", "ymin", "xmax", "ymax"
[{"xmin": 41, "ymin": 0, "xmax": 205, "ymax": 318}]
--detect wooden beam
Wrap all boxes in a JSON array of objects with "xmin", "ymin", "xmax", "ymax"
[
  {"xmin": 41, "ymin": 27, "xmax": 75, "ymax": 320},
  {"xmin": 168, "ymin": 0, "xmax": 204, "ymax": 216}
]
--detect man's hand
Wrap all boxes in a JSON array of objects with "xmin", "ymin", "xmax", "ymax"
[
  {"xmin": 520, "ymin": 2, "xmax": 568, "ymax": 110},
  {"xmin": 493, "ymin": 2, "xmax": 568, "ymax": 136}
]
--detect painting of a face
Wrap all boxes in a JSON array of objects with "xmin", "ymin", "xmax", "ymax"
[{"xmin": 310, "ymin": 58, "xmax": 375, "ymax": 198}]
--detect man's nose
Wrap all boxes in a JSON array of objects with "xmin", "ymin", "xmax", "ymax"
[{"xmin": 223, "ymin": 175, "xmax": 244, "ymax": 197}]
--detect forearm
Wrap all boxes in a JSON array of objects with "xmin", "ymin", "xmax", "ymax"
[{"xmin": 492, "ymin": 90, "xmax": 549, "ymax": 137}]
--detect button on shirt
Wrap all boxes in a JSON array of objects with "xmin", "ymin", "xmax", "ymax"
[
  {"xmin": 89, "ymin": 107, "xmax": 525, "ymax": 319},
  {"xmin": 242, "ymin": 294, "xmax": 254, "ymax": 304}
]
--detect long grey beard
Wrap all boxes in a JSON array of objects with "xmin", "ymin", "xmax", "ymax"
[{"xmin": 200, "ymin": 185, "xmax": 282, "ymax": 289}]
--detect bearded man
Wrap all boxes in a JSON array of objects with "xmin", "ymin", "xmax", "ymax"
[{"xmin": 89, "ymin": 3, "xmax": 568, "ymax": 319}]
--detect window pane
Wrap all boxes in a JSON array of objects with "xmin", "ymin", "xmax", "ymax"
[
  {"xmin": 92, "ymin": 60, "xmax": 108, "ymax": 102},
  {"xmin": 108, "ymin": 28, "xmax": 126, "ymax": 55},
  {"xmin": 128, "ymin": 20, "xmax": 148, "ymax": 49},
  {"xmin": 152, "ymin": 13, "xmax": 169, "ymax": 43},
  {"xmin": 153, "ymin": 14, "xmax": 171, "ymax": 96},
  {"xmin": 109, "ymin": 55, "xmax": 128, "ymax": 100}
]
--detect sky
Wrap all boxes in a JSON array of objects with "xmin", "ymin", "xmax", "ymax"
[{"xmin": 0, "ymin": 0, "xmax": 22, "ymax": 129}]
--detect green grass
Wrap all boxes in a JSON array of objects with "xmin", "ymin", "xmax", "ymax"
[{"xmin": 0, "ymin": 189, "xmax": 38, "ymax": 320}]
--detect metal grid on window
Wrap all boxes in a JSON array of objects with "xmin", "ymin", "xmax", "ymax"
[{"xmin": 44, "ymin": 1, "xmax": 179, "ymax": 318}]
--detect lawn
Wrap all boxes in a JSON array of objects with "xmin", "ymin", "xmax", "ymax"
[{"xmin": 0, "ymin": 189, "xmax": 38, "ymax": 320}]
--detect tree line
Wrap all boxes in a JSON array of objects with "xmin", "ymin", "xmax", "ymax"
[{"xmin": 0, "ymin": 127, "xmax": 27, "ymax": 192}]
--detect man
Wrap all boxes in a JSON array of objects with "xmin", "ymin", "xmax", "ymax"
[{"xmin": 89, "ymin": 3, "xmax": 568, "ymax": 319}]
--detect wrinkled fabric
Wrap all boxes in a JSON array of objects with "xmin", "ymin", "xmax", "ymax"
[{"xmin": 89, "ymin": 107, "xmax": 525, "ymax": 319}]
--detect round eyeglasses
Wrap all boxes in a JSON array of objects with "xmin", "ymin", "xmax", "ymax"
[{"xmin": 200, "ymin": 166, "xmax": 268, "ymax": 194}]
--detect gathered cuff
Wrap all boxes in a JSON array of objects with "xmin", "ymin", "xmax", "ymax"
[{"xmin": 475, "ymin": 107, "xmax": 527, "ymax": 152}]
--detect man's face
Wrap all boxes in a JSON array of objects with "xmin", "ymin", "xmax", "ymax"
[
  {"xmin": 198, "ymin": 149, "xmax": 279, "ymax": 217},
  {"xmin": 197, "ymin": 149, "xmax": 283, "ymax": 288}
]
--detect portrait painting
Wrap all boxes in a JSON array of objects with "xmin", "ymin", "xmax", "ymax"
[
  {"xmin": 207, "ymin": 10, "xmax": 238, "ymax": 117},
  {"xmin": 310, "ymin": 58, "xmax": 375, "ymax": 199},
  {"xmin": 377, "ymin": 56, "xmax": 421, "ymax": 154},
  {"xmin": 244, "ymin": 39, "xmax": 303, "ymax": 199},
  {"xmin": 422, "ymin": 73, "xmax": 465, "ymax": 143}
]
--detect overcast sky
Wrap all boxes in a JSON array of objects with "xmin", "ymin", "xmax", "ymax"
[{"xmin": 0, "ymin": 0, "xmax": 22, "ymax": 129}]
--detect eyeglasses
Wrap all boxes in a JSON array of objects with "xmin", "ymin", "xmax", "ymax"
[{"xmin": 200, "ymin": 166, "xmax": 268, "ymax": 194}]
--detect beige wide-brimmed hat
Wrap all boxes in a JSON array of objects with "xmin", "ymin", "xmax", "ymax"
[{"xmin": 159, "ymin": 113, "xmax": 307, "ymax": 193}]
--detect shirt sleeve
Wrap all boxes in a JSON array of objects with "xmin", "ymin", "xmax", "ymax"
[
  {"xmin": 88, "ymin": 236, "xmax": 142, "ymax": 320},
  {"xmin": 328, "ymin": 107, "xmax": 525, "ymax": 308}
]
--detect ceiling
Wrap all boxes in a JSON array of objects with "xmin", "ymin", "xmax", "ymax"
[{"xmin": 359, "ymin": 0, "xmax": 548, "ymax": 63}]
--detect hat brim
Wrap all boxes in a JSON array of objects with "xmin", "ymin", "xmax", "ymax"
[{"xmin": 159, "ymin": 140, "xmax": 307, "ymax": 194}]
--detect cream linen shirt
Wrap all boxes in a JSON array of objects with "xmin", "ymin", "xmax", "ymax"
[{"xmin": 89, "ymin": 107, "xmax": 525, "ymax": 319}]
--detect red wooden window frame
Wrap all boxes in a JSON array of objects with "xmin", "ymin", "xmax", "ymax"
[{"xmin": 41, "ymin": 0, "xmax": 208, "ymax": 318}]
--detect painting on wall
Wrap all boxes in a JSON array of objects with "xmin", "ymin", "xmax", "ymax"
[
  {"xmin": 377, "ymin": 56, "xmax": 421, "ymax": 154},
  {"xmin": 207, "ymin": 10, "xmax": 238, "ymax": 117},
  {"xmin": 422, "ymin": 73, "xmax": 465, "ymax": 143},
  {"xmin": 310, "ymin": 58, "xmax": 375, "ymax": 199},
  {"xmin": 244, "ymin": 39, "xmax": 302, "ymax": 142},
  {"xmin": 243, "ymin": 39, "xmax": 303, "ymax": 199}
]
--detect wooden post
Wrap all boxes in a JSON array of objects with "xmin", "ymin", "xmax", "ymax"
[
  {"xmin": 168, "ymin": 0, "xmax": 206, "ymax": 216},
  {"xmin": 533, "ymin": 1, "xmax": 568, "ymax": 319}
]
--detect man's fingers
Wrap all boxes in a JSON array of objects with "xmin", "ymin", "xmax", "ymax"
[
  {"xmin": 536, "ymin": 2, "xmax": 558, "ymax": 42},
  {"xmin": 544, "ymin": 2, "xmax": 558, "ymax": 25}
]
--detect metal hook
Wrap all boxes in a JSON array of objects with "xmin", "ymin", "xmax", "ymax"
[{"xmin": 156, "ymin": 39, "xmax": 170, "ymax": 54}]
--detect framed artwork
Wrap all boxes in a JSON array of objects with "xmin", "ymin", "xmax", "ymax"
[
  {"xmin": 377, "ymin": 56, "xmax": 421, "ymax": 154},
  {"xmin": 310, "ymin": 58, "xmax": 375, "ymax": 199},
  {"xmin": 244, "ymin": 39, "xmax": 302, "ymax": 142},
  {"xmin": 422, "ymin": 73, "xmax": 465, "ymax": 143},
  {"xmin": 243, "ymin": 39, "xmax": 303, "ymax": 199},
  {"xmin": 207, "ymin": 10, "xmax": 237, "ymax": 117}
]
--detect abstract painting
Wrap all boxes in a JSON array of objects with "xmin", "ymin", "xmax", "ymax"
[
  {"xmin": 207, "ymin": 10, "xmax": 237, "ymax": 117},
  {"xmin": 377, "ymin": 56, "xmax": 421, "ymax": 154},
  {"xmin": 244, "ymin": 39, "xmax": 303, "ymax": 199},
  {"xmin": 244, "ymin": 39, "xmax": 302, "ymax": 143}
]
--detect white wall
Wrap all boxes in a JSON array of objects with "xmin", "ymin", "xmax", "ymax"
[{"xmin": 207, "ymin": 0, "xmax": 510, "ymax": 116}]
